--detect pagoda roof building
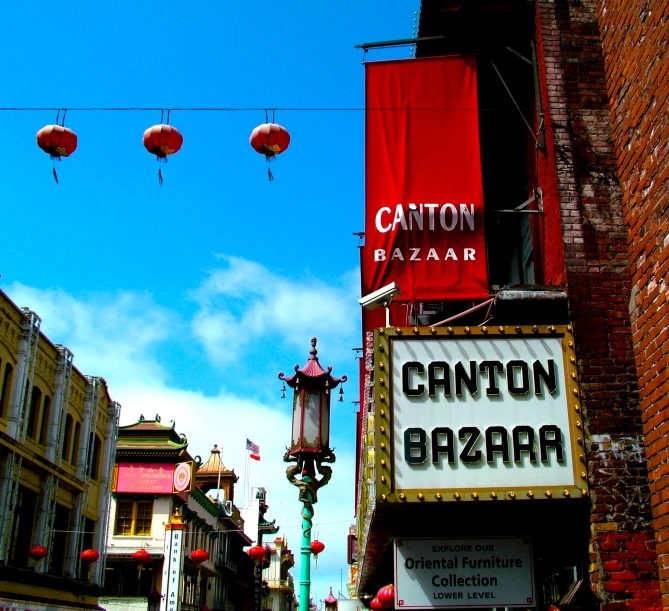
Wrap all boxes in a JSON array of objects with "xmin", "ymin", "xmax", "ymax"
[{"xmin": 116, "ymin": 414, "xmax": 192, "ymax": 461}]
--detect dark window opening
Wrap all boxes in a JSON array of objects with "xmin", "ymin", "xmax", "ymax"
[
  {"xmin": 49, "ymin": 503, "xmax": 71, "ymax": 577},
  {"xmin": 71, "ymin": 421, "xmax": 81, "ymax": 465},
  {"xmin": 88, "ymin": 433, "xmax": 103, "ymax": 480},
  {"xmin": 0, "ymin": 362, "xmax": 13, "ymax": 418},
  {"xmin": 39, "ymin": 395, "xmax": 52, "ymax": 445},
  {"xmin": 61, "ymin": 414, "xmax": 74, "ymax": 461},
  {"xmin": 8, "ymin": 486, "xmax": 38, "ymax": 568},
  {"xmin": 26, "ymin": 386, "xmax": 42, "ymax": 439}
]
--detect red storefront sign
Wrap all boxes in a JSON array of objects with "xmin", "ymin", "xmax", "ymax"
[
  {"xmin": 114, "ymin": 462, "xmax": 174, "ymax": 493},
  {"xmin": 363, "ymin": 56, "xmax": 488, "ymax": 302}
]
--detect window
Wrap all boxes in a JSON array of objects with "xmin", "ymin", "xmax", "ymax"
[
  {"xmin": 0, "ymin": 362, "xmax": 12, "ymax": 418},
  {"xmin": 114, "ymin": 499, "xmax": 153, "ymax": 536},
  {"xmin": 49, "ymin": 503, "xmax": 71, "ymax": 577},
  {"xmin": 71, "ymin": 421, "xmax": 81, "ymax": 464},
  {"xmin": 61, "ymin": 414, "xmax": 73, "ymax": 460},
  {"xmin": 88, "ymin": 434, "xmax": 102, "ymax": 480},
  {"xmin": 8, "ymin": 486, "xmax": 38, "ymax": 568},
  {"xmin": 26, "ymin": 386, "xmax": 42, "ymax": 439},
  {"xmin": 39, "ymin": 396, "xmax": 51, "ymax": 445}
]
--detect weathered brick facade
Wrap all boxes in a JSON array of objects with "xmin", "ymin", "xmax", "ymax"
[
  {"xmin": 594, "ymin": 0, "xmax": 669, "ymax": 605},
  {"xmin": 536, "ymin": 1, "xmax": 661, "ymax": 607}
]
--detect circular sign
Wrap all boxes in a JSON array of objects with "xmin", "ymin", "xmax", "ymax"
[{"xmin": 173, "ymin": 462, "xmax": 191, "ymax": 492}]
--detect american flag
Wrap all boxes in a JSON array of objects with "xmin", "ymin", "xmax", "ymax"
[{"xmin": 246, "ymin": 438, "xmax": 261, "ymax": 461}]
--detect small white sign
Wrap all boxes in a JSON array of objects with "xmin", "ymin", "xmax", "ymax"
[
  {"xmin": 394, "ymin": 537, "xmax": 535, "ymax": 608},
  {"xmin": 160, "ymin": 527, "xmax": 184, "ymax": 611}
]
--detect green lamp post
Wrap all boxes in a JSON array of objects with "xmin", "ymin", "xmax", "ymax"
[{"xmin": 280, "ymin": 338, "xmax": 346, "ymax": 611}]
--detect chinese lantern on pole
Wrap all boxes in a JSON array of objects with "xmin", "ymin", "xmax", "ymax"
[
  {"xmin": 143, "ymin": 113, "xmax": 183, "ymax": 185},
  {"xmin": 36, "ymin": 110, "xmax": 77, "ymax": 184},
  {"xmin": 370, "ymin": 599, "xmax": 383, "ymax": 611},
  {"xmin": 249, "ymin": 117, "xmax": 290, "ymax": 182},
  {"xmin": 310, "ymin": 540, "xmax": 325, "ymax": 569}
]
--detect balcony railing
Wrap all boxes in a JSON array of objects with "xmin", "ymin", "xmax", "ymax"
[{"xmin": 267, "ymin": 578, "xmax": 294, "ymax": 589}]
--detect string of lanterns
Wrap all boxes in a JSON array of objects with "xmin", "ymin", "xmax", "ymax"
[{"xmin": 34, "ymin": 109, "xmax": 290, "ymax": 185}]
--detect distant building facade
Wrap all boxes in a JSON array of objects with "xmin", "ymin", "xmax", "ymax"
[
  {"xmin": 263, "ymin": 537, "xmax": 295, "ymax": 611},
  {"xmin": 103, "ymin": 417, "xmax": 256, "ymax": 611},
  {"xmin": 0, "ymin": 288, "xmax": 120, "ymax": 611}
]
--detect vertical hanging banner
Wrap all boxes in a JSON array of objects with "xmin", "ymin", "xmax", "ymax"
[
  {"xmin": 364, "ymin": 56, "xmax": 488, "ymax": 301},
  {"xmin": 160, "ymin": 513, "xmax": 185, "ymax": 611}
]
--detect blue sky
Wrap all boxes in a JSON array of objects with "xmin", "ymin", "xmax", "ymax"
[{"xmin": 2, "ymin": 0, "xmax": 414, "ymax": 604}]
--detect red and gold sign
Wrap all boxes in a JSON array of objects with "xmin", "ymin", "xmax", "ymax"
[{"xmin": 114, "ymin": 463, "xmax": 174, "ymax": 494}]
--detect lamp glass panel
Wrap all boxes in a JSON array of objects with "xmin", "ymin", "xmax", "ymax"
[
  {"xmin": 302, "ymin": 389, "xmax": 321, "ymax": 448},
  {"xmin": 320, "ymin": 396, "xmax": 330, "ymax": 449},
  {"xmin": 292, "ymin": 390, "xmax": 303, "ymax": 448}
]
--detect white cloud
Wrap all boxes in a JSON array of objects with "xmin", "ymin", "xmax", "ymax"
[
  {"xmin": 191, "ymin": 255, "xmax": 360, "ymax": 364},
  {"xmin": 5, "ymin": 283, "xmax": 173, "ymax": 385}
]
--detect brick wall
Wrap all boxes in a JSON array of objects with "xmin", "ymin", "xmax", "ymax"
[
  {"xmin": 535, "ymin": 1, "xmax": 661, "ymax": 608},
  {"xmin": 595, "ymin": 0, "xmax": 669, "ymax": 604}
]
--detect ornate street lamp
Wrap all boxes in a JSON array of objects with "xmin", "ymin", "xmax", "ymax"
[{"xmin": 279, "ymin": 338, "xmax": 346, "ymax": 611}]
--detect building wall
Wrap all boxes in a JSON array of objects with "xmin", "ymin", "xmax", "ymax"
[
  {"xmin": 535, "ymin": 1, "xmax": 661, "ymax": 607},
  {"xmin": 0, "ymin": 288, "xmax": 120, "ymax": 608},
  {"xmin": 594, "ymin": 0, "xmax": 669, "ymax": 603}
]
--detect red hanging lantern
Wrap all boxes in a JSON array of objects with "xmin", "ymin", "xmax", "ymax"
[
  {"xmin": 190, "ymin": 548, "xmax": 209, "ymax": 564},
  {"xmin": 28, "ymin": 545, "xmax": 48, "ymax": 560},
  {"xmin": 370, "ymin": 599, "xmax": 383, "ymax": 611},
  {"xmin": 377, "ymin": 585, "xmax": 395, "ymax": 608},
  {"xmin": 142, "ymin": 124, "xmax": 184, "ymax": 185},
  {"xmin": 248, "ymin": 545, "xmax": 267, "ymax": 563},
  {"xmin": 132, "ymin": 548, "xmax": 153, "ymax": 564},
  {"xmin": 249, "ymin": 123, "xmax": 290, "ymax": 182},
  {"xmin": 36, "ymin": 124, "xmax": 78, "ymax": 184},
  {"xmin": 310, "ymin": 539, "xmax": 325, "ymax": 570},
  {"xmin": 80, "ymin": 549, "xmax": 100, "ymax": 564}
]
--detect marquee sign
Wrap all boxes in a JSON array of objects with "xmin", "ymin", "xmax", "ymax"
[
  {"xmin": 372, "ymin": 325, "xmax": 587, "ymax": 502},
  {"xmin": 394, "ymin": 537, "xmax": 535, "ymax": 608}
]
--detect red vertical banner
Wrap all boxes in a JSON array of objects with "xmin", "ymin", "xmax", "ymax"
[{"xmin": 364, "ymin": 56, "xmax": 488, "ymax": 302}]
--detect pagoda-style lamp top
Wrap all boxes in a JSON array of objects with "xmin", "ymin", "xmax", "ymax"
[
  {"xmin": 279, "ymin": 338, "xmax": 347, "ymax": 458},
  {"xmin": 323, "ymin": 588, "xmax": 338, "ymax": 611}
]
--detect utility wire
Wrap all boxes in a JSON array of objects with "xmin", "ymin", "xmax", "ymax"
[{"xmin": 0, "ymin": 106, "xmax": 511, "ymax": 112}]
